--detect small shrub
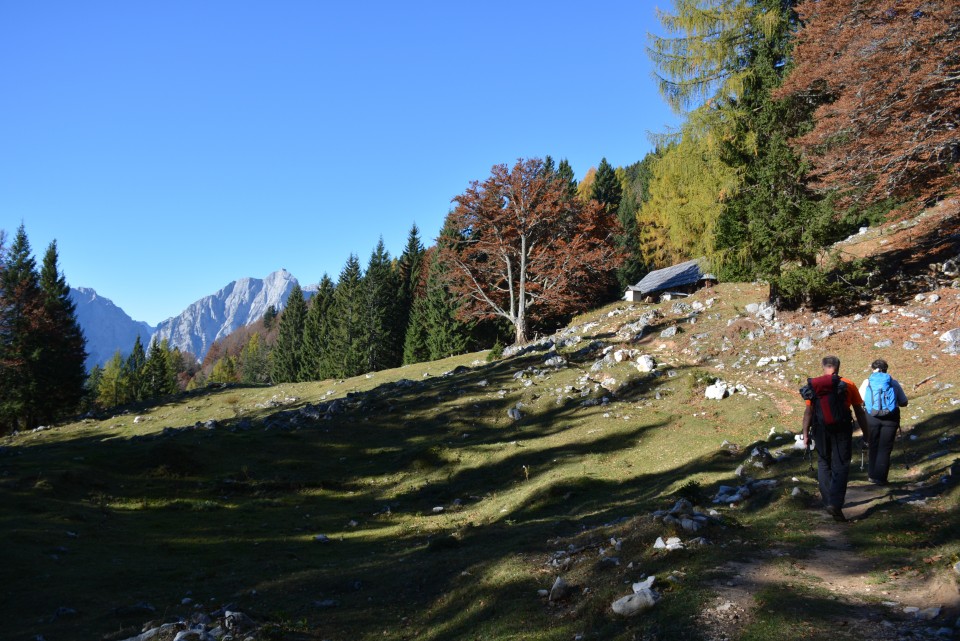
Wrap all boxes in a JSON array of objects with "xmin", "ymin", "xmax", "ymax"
[
  {"xmin": 486, "ymin": 340, "xmax": 504, "ymax": 362},
  {"xmin": 676, "ymin": 479, "xmax": 705, "ymax": 504}
]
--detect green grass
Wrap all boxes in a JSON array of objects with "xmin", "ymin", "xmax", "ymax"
[{"xmin": 2, "ymin": 283, "xmax": 959, "ymax": 641}]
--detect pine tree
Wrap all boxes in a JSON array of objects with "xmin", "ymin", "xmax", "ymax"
[
  {"xmin": 82, "ymin": 364, "xmax": 103, "ymax": 412},
  {"xmin": 325, "ymin": 255, "xmax": 365, "ymax": 378},
  {"xmin": 423, "ymin": 249, "xmax": 472, "ymax": 360},
  {"xmin": 615, "ymin": 188, "xmax": 645, "ymax": 289},
  {"xmin": 402, "ymin": 292, "xmax": 431, "ymax": 365},
  {"xmin": 271, "ymin": 284, "xmax": 307, "ymax": 383},
  {"xmin": 0, "ymin": 224, "xmax": 45, "ymax": 430},
  {"xmin": 364, "ymin": 239, "xmax": 403, "ymax": 372},
  {"xmin": 143, "ymin": 338, "xmax": 178, "ymax": 398},
  {"xmin": 36, "ymin": 240, "xmax": 87, "ymax": 422},
  {"xmin": 591, "ymin": 158, "xmax": 623, "ymax": 215},
  {"xmin": 126, "ymin": 335, "xmax": 147, "ymax": 402},
  {"xmin": 300, "ymin": 275, "xmax": 334, "ymax": 380},
  {"xmin": 262, "ymin": 305, "xmax": 278, "ymax": 330}
]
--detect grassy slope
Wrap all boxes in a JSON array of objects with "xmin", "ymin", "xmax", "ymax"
[{"xmin": 2, "ymin": 277, "xmax": 959, "ymax": 641}]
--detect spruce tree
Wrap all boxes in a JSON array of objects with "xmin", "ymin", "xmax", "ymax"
[
  {"xmin": 556, "ymin": 159, "xmax": 578, "ymax": 200},
  {"xmin": 402, "ymin": 291, "xmax": 431, "ymax": 365},
  {"xmin": 271, "ymin": 284, "xmax": 307, "ymax": 383},
  {"xmin": 0, "ymin": 224, "xmax": 45, "ymax": 430},
  {"xmin": 126, "ymin": 336, "xmax": 147, "ymax": 402},
  {"xmin": 300, "ymin": 275, "xmax": 334, "ymax": 381},
  {"xmin": 591, "ymin": 157, "xmax": 623, "ymax": 215},
  {"xmin": 143, "ymin": 338, "xmax": 177, "ymax": 398},
  {"xmin": 37, "ymin": 240, "xmax": 87, "ymax": 422},
  {"xmin": 615, "ymin": 189, "xmax": 645, "ymax": 289},
  {"xmin": 423, "ymin": 250, "xmax": 472, "ymax": 360},
  {"xmin": 396, "ymin": 224, "xmax": 425, "ymax": 343},
  {"xmin": 363, "ymin": 239, "xmax": 403, "ymax": 372},
  {"xmin": 325, "ymin": 255, "xmax": 365, "ymax": 378}
]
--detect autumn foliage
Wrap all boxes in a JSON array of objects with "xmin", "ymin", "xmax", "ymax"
[
  {"xmin": 779, "ymin": 0, "xmax": 960, "ymax": 206},
  {"xmin": 439, "ymin": 158, "xmax": 621, "ymax": 344}
]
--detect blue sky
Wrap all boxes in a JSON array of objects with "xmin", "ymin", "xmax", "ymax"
[{"xmin": 1, "ymin": 1, "xmax": 678, "ymax": 326}]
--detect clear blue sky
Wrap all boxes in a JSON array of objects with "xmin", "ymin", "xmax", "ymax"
[{"xmin": 1, "ymin": 1, "xmax": 679, "ymax": 326}]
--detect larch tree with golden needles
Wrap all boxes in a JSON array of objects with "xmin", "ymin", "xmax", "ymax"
[{"xmin": 439, "ymin": 158, "xmax": 621, "ymax": 345}]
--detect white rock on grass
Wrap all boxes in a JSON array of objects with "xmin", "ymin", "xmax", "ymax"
[
  {"xmin": 705, "ymin": 381, "xmax": 729, "ymax": 400},
  {"xmin": 611, "ymin": 589, "xmax": 659, "ymax": 617},
  {"xmin": 635, "ymin": 355, "xmax": 657, "ymax": 373},
  {"xmin": 507, "ymin": 408, "xmax": 523, "ymax": 421},
  {"xmin": 549, "ymin": 576, "xmax": 571, "ymax": 601}
]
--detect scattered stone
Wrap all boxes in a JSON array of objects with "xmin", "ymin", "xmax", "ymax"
[
  {"xmin": 635, "ymin": 355, "xmax": 657, "ymax": 373},
  {"xmin": 916, "ymin": 607, "xmax": 942, "ymax": 621},
  {"xmin": 875, "ymin": 338, "xmax": 894, "ymax": 348},
  {"xmin": 791, "ymin": 486, "xmax": 804, "ymax": 498},
  {"xmin": 904, "ymin": 341, "xmax": 920, "ymax": 350},
  {"xmin": 632, "ymin": 576, "xmax": 656, "ymax": 592},
  {"xmin": 797, "ymin": 337, "xmax": 814, "ymax": 351},
  {"xmin": 544, "ymin": 355, "xmax": 567, "ymax": 368},
  {"xmin": 653, "ymin": 536, "xmax": 684, "ymax": 551},
  {"xmin": 940, "ymin": 328, "xmax": 960, "ymax": 343},
  {"xmin": 660, "ymin": 326, "xmax": 679, "ymax": 338},
  {"xmin": 611, "ymin": 589, "xmax": 659, "ymax": 617},
  {"xmin": 224, "ymin": 610, "xmax": 255, "ymax": 632},
  {"xmin": 549, "ymin": 576, "xmax": 572, "ymax": 601},
  {"xmin": 507, "ymin": 408, "xmax": 523, "ymax": 421},
  {"xmin": 314, "ymin": 534, "xmax": 331, "ymax": 543}
]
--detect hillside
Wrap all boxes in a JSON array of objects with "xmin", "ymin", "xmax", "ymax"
[{"xmin": 3, "ymin": 224, "xmax": 960, "ymax": 640}]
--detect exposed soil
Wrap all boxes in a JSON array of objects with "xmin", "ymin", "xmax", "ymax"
[{"xmin": 700, "ymin": 482, "xmax": 960, "ymax": 640}]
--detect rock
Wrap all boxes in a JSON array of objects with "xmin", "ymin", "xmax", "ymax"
[
  {"xmin": 611, "ymin": 589, "xmax": 658, "ymax": 616},
  {"xmin": 173, "ymin": 631, "xmax": 213, "ymax": 641},
  {"xmin": 669, "ymin": 498, "xmax": 692, "ymax": 515},
  {"xmin": 705, "ymin": 381, "xmax": 729, "ymax": 400},
  {"xmin": 916, "ymin": 606, "xmax": 942, "ymax": 621},
  {"xmin": 653, "ymin": 536, "xmax": 684, "ymax": 551},
  {"xmin": 797, "ymin": 337, "xmax": 814, "ymax": 351},
  {"xmin": 757, "ymin": 304, "xmax": 776, "ymax": 322},
  {"xmin": 507, "ymin": 408, "xmax": 523, "ymax": 421},
  {"xmin": 314, "ymin": 534, "xmax": 331, "ymax": 543},
  {"xmin": 868, "ymin": 314, "xmax": 880, "ymax": 325},
  {"xmin": 791, "ymin": 486, "xmax": 804, "ymax": 498},
  {"xmin": 660, "ymin": 326, "xmax": 679, "ymax": 338},
  {"xmin": 940, "ymin": 328, "xmax": 960, "ymax": 343},
  {"xmin": 943, "ymin": 341, "xmax": 960, "ymax": 356},
  {"xmin": 745, "ymin": 303, "xmax": 760, "ymax": 314},
  {"xmin": 632, "ymin": 576, "xmax": 656, "ymax": 592},
  {"xmin": 904, "ymin": 341, "xmax": 920, "ymax": 350},
  {"xmin": 544, "ymin": 355, "xmax": 567, "ymax": 368},
  {"xmin": 875, "ymin": 338, "xmax": 893, "ymax": 348},
  {"xmin": 915, "ymin": 293, "xmax": 927, "ymax": 302},
  {"xmin": 927, "ymin": 294, "xmax": 941, "ymax": 304},
  {"xmin": 549, "ymin": 576, "xmax": 572, "ymax": 601},
  {"xmin": 224, "ymin": 610, "xmax": 255, "ymax": 632},
  {"xmin": 954, "ymin": 561, "xmax": 960, "ymax": 576},
  {"xmin": 635, "ymin": 355, "xmax": 657, "ymax": 373},
  {"xmin": 680, "ymin": 518, "xmax": 701, "ymax": 533}
]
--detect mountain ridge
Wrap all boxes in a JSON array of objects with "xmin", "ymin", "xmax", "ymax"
[{"xmin": 71, "ymin": 269, "xmax": 305, "ymax": 367}]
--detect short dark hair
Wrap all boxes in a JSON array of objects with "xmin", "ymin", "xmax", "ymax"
[
  {"xmin": 871, "ymin": 359, "xmax": 888, "ymax": 372},
  {"xmin": 822, "ymin": 355, "xmax": 841, "ymax": 370}
]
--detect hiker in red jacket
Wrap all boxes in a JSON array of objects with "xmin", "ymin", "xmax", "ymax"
[{"xmin": 800, "ymin": 356, "xmax": 870, "ymax": 522}]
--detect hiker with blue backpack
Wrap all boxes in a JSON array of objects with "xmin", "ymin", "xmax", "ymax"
[
  {"xmin": 858, "ymin": 359, "xmax": 908, "ymax": 486},
  {"xmin": 800, "ymin": 356, "xmax": 870, "ymax": 522}
]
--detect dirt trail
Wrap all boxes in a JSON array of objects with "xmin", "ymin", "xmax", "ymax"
[{"xmin": 699, "ymin": 483, "xmax": 960, "ymax": 640}]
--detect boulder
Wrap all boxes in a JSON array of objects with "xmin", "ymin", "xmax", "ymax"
[
  {"xmin": 507, "ymin": 408, "xmax": 523, "ymax": 421},
  {"xmin": 224, "ymin": 610, "xmax": 255, "ymax": 632},
  {"xmin": 635, "ymin": 355, "xmax": 657, "ymax": 373},
  {"xmin": 705, "ymin": 381, "xmax": 729, "ymax": 400},
  {"xmin": 549, "ymin": 576, "xmax": 572, "ymax": 601},
  {"xmin": 797, "ymin": 337, "xmax": 814, "ymax": 351},
  {"xmin": 903, "ymin": 341, "xmax": 920, "ymax": 350},
  {"xmin": 611, "ymin": 589, "xmax": 658, "ymax": 616},
  {"xmin": 875, "ymin": 339, "xmax": 893, "ymax": 348}
]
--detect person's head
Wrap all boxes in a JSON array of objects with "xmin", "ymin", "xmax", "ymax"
[
  {"xmin": 871, "ymin": 359, "xmax": 889, "ymax": 373},
  {"xmin": 822, "ymin": 355, "xmax": 841, "ymax": 375}
]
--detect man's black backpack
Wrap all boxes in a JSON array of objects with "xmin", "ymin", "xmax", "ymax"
[{"xmin": 800, "ymin": 374, "xmax": 852, "ymax": 433}]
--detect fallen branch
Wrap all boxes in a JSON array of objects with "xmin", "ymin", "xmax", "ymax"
[{"xmin": 914, "ymin": 374, "xmax": 937, "ymax": 391}]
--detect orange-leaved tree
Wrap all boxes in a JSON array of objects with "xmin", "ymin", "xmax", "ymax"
[
  {"xmin": 778, "ymin": 0, "xmax": 960, "ymax": 207},
  {"xmin": 439, "ymin": 158, "xmax": 621, "ymax": 345}
]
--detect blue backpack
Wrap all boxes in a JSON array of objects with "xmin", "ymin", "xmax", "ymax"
[{"xmin": 865, "ymin": 372, "xmax": 897, "ymax": 417}]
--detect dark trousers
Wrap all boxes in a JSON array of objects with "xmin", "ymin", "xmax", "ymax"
[
  {"xmin": 866, "ymin": 410, "xmax": 900, "ymax": 483},
  {"xmin": 815, "ymin": 426, "xmax": 853, "ymax": 509}
]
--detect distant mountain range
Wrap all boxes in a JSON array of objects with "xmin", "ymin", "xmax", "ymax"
[{"xmin": 70, "ymin": 269, "xmax": 305, "ymax": 368}]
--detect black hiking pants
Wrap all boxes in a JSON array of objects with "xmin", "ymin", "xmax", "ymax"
[
  {"xmin": 815, "ymin": 425, "xmax": 853, "ymax": 509},
  {"xmin": 866, "ymin": 410, "xmax": 900, "ymax": 484}
]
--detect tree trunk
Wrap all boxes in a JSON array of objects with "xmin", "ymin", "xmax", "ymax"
[{"xmin": 513, "ymin": 316, "xmax": 528, "ymax": 345}]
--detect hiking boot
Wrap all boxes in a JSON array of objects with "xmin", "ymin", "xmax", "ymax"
[
  {"xmin": 868, "ymin": 478, "xmax": 887, "ymax": 486},
  {"xmin": 826, "ymin": 505, "xmax": 847, "ymax": 522}
]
